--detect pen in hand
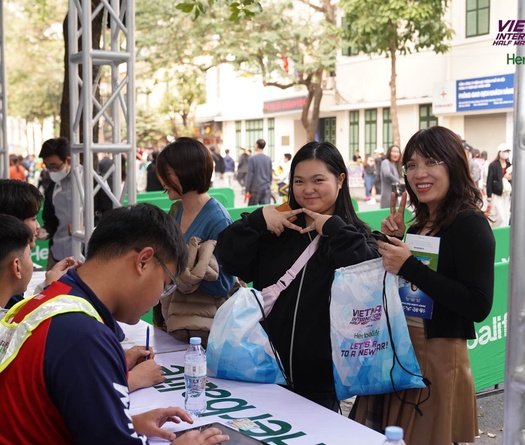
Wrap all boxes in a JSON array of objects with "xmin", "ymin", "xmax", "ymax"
[{"xmin": 145, "ymin": 325, "xmax": 150, "ymax": 360}]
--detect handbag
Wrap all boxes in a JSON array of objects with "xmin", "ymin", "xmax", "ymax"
[
  {"xmin": 330, "ymin": 257, "xmax": 427, "ymax": 399},
  {"xmin": 207, "ymin": 236, "xmax": 320, "ymax": 384}
]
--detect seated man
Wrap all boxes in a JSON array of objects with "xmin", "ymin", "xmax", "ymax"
[
  {"xmin": 0, "ymin": 214, "xmax": 34, "ymax": 316},
  {"xmin": 0, "ymin": 178, "xmax": 163, "ymax": 393},
  {"xmin": 0, "ymin": 203, "xmax": 229, "ymax": 445}
]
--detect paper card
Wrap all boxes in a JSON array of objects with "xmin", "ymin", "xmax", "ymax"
[{"xmin": 398, "ymin": 234, "xmax": 440, "ymax": 319}]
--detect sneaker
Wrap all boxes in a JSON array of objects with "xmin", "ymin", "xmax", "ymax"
[
  {"xmin": 367, "ymin": 198, "xmax": 377, "ymax": 205},
  {"xmin": 363, "ymin": 196, "xmax": 370, "ymax": 201}
]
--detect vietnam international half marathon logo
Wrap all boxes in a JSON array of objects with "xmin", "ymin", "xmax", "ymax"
[{"xmin": 494, "ymin": 19, "xmax": 525, "ymax": 45}]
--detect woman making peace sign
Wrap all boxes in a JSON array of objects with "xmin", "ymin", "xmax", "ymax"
[{"xmin": 351, "ymin": 126, "xmax": 495, "ymax": 445}]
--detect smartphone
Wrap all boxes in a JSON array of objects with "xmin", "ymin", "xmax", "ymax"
[
  {"xmin": 175, "ymin": 422, "xmax": 267, "ymax": 445},
  {"xmin": 371, "ymin": 230, "xmax": 392, "ymax": 244},
  {"xmin": 276, "ymin": 202, "xmax": 297, "ymax": 222}
]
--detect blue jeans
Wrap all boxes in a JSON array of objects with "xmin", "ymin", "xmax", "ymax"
[{"xmin": 364, "ymin": 174, "xmax": 375, "ymax": 198}]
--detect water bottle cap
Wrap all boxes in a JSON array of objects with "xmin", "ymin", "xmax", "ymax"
[
  {"xmin": 385, "ymin": 426, "xmax": 403, "ymax": 440},
  {"xmin": 189, "ymin": 337, "xmax": 202, "ymax": 345}
]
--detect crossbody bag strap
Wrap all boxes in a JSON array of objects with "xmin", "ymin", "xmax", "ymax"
[{"xmin": 261, "ymin": 235, "xmax": 320, "ymax": 316}]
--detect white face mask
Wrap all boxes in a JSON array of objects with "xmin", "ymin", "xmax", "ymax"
[
  {"xmin": 49, "ymin": 166, "xmax": 69, "ymax": 183},
  {"xmin": 499, "ymin": 152, "xmax": 510, "ymax": 160}
]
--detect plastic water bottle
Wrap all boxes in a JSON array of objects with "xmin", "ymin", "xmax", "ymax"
[
  {"xmin": 184, "ymin": 337, "xmax": 207, "ymax": 415},
  {"xmin": 382, "ymin": 426, "xmax": 406, "ymax": 445}
]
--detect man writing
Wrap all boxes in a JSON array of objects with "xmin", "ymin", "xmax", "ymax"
[{"xmin": 0, "ymin": 204, "xmax": 229, "ymax": 445}]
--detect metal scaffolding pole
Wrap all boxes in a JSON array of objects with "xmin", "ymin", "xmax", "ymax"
[
  {"xmin": 0, "ymin": 0, "xmax": 8, "ymax": 179},
  {"xmin": 504, "ymin": 1, "xmax": 525, "ymax": 443},
  {"xmin": 67, "ymin": 0, "xmax": 136, "ymax": 257}
]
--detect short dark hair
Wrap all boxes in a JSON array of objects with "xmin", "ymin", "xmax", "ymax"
[
  {"xmin": 39, "ymin": 137, "xmax": 71, "ymax": 162},
  {"xmin": 0, "ymin": 179, "xmax": 43, "ymax": 220},
  {"xmin": 0, "ymin": 214, "xmax": 33, "ymax": 266},
  {"xmin": 155, "ymin": 137, "xmax": 213, "ymax": 195},
  {"xmin": 86, "ymin": 203, "xmax": 188, "ymax": 275},
  {"xmin": 256, "ymin": 139, "xmax": 266, "ymax": 150},
  {"xmin": 284, "ymin": 153, "xmax": 292, "ymax": 161}
]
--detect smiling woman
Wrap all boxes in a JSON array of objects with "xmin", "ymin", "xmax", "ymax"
[
  {"xmin": 216, "ymin": 140, "xmax": 380, "ymax": 412},
  {"xmin": 351, "ymin": 126, "xmax": 496, "ymax": 445}
]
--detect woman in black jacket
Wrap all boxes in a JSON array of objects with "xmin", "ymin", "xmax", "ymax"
[
  {"xmin": 216, "ymin": 141, "xmax": 379, "ymax": 411},
  {"xmin": 486, "ymin": 144, "xmax": 512, "ymax": 227}
]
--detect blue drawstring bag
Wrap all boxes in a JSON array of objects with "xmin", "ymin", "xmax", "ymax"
[
  {"xmin": 207, "ymin": 287, "xmax": 286, "ymax": 384},
  {"xmin": 330, "ymin": 258, "xmax": 427, "ymax": 399}
]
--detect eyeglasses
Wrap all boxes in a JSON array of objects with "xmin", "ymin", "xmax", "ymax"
[
  {"xmin": 402, "ymin": 159, "xmax": 445, "ymax": 176},
  {"xmin": 44, "ymin": 162, "xmax": 65, "ymax": 172},
  {"xmin": 153, "ymin": 253, "xmax": 179, "ymax": 298}
]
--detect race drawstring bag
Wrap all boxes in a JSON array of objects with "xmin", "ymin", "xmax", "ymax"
[
  {"xmin": 207, "ymin": 236, "xmax": 320, "ymax": 384},
  {"xmin": 330, "ymin": 257, "xmax": 428, "ymax": 400}
]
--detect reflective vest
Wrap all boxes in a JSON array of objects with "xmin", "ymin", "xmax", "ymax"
[{"xmin": 0, "ymin": 287, "xmax": 103, "ymax": 373}]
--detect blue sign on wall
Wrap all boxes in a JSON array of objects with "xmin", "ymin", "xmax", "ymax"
[{"xmin": 456, "ymin": 74, "xmax": 514, "ymax": 111}]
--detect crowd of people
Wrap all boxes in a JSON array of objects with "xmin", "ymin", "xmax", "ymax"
[{"xmin": 0, "ymin": 125, "xmax": 502, "ymax": 444}]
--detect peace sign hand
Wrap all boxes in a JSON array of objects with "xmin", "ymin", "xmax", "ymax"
[{"xmin": 380, "ymin": 191, "xmax": 407, "ymax": 238}]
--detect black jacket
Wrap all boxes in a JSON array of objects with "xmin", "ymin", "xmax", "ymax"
[
  {"xmin": 398, "ymin": 210, "xmax": 495, "ymax": 340},
  {"xmin": 486, "ymin": 159, "xmax": 511, "ymax": 198},
  {"xmin": 216, "ymin": 208, "xmax": 379, "ymax": 402}
]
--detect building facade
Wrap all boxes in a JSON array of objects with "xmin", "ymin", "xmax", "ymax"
[{"xmin": 197, "ymin": 0, "xmax": 517, "ymax": 164}]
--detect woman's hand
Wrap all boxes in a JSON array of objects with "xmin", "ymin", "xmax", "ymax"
[
  {"xmin": 381, "ymin": 191, "xmax": 408, "ymax": 238},
  {"xmin": 262, "ymin": 205, "xmax": 303, "ymax": 237},
  {"xmin": 299, "ymin": 208, "xmax": 331, "ymax": 236},
  {"xmin": 44, "ymin": 257, "xmax": 83, "ymax": 286},
  {"xmin": 376, "ymin": 236, "xmax": 412, "ymax": 275}
]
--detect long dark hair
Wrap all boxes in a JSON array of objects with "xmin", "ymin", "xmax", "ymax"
[
  {"xmin": 402, "ymin": 126, "xmax": 483, "ymax": 231},
  {"xmin": 288, "ymin": 141, "xmax": 370, "ymax": 233}
]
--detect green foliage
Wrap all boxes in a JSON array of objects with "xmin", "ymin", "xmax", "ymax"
[
  {"xmin": 4, "ymin": 0, "xmax": 66, "ymax": 126},
  {"xmin": 340, "ymin": 0, "xmax": 454, "ymax": 57},
  {"xmin": 175, "ymin": 0, "xmax": 262, "ymax": 21}
]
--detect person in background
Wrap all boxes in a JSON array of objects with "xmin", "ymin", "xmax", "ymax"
[
  {"xmin": 146, "ymin": 150, "xmax": 164, "ymax": 192},
  {"xmin": 0, "ymin": 203, "xmax": 229, "ymax": 445},
  {"xmin": 9, "ymin": 154, "xmax": 27, "ymax": 181},
  {"xmin": 246, "ymin": 139, "xmax": 273, "ymax": 205},
  {"xmin": 216, "ymin": 141, "xmax": 379, "ymax": 411},
  {"xmin": 363, "ymin": 155, "xmax": 376, "ymax": 204},
  {"xmin": 223, "ymin": 149, "xmax": 236, "ymax": 188},
  {"xmin": 154, "ymin": 137, "xmax": 237, "ymax": 347},
  {"xmin": 352, "ymin": 149, "xmax": 363, "ymax": 165},
  {"xmin": 0, "ymin": 214, "xmax": 34, "ymax": 316},
  {"xmin": 38, "ymin": 137, "xmax": 113, "ymax": 269},
  {"xmin": 209, "ymin": 146, "xmax": 225, "ymax": 187},
  {"xmin": 276, "ymin": 153, "xmax": 292, "ymax": 199},
  {"xmin": 351, "ymin": 126, "xmax": 495, "ymax": 445},
  {"xmin": 380, "ymin": 144, "xmax": 403, "ymax": 209},
  {"xmin": 373, "ymin": 147, "xmax": 385, "ymax": 200},
  {"xmin": 486, "ymin": 143, "xmax": 512, "ymax": 227},
  {"xmin": 236, "ymin": 148, "xmax": 250, "ymax": 191},
  {"xmin": 462, "ymin": 140, "xmax": 481, "ymax": 189}
]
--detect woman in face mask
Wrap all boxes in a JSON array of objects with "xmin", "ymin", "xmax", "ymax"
[{"xmin": 486, "ymin": 143, "xmax": 512, "ymax": 227}]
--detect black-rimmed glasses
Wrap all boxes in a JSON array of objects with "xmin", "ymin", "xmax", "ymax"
[{"xmin": 153, "ymin": 253, "xmax": 179, "ymax": 298}]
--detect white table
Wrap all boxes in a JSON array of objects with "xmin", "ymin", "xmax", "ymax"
[{"xmin": 123, "ymin": 332, "xmax": 386, "ymax": 444}]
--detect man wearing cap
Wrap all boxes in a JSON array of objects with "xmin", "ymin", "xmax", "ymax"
[
  {"xmin": 487, "ymin": 143, "xmax": 512, "ymax": 227},
  {"xmin": 373, "ymin": 147, "xmax": 384, "ymax": 198}
]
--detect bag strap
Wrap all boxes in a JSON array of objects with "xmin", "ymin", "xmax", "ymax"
[
  {"xmin": 273, "ymin": 235, "xmax": 320, "ymax": 292},
  {"xmin": 261, "ymin": 235, "xmax": 320, "ymax": 316}
]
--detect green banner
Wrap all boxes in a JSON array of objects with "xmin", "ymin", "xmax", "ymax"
[{"xmin": 468, "ymin": 261, "xmax": 508, "ymax": 392}]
